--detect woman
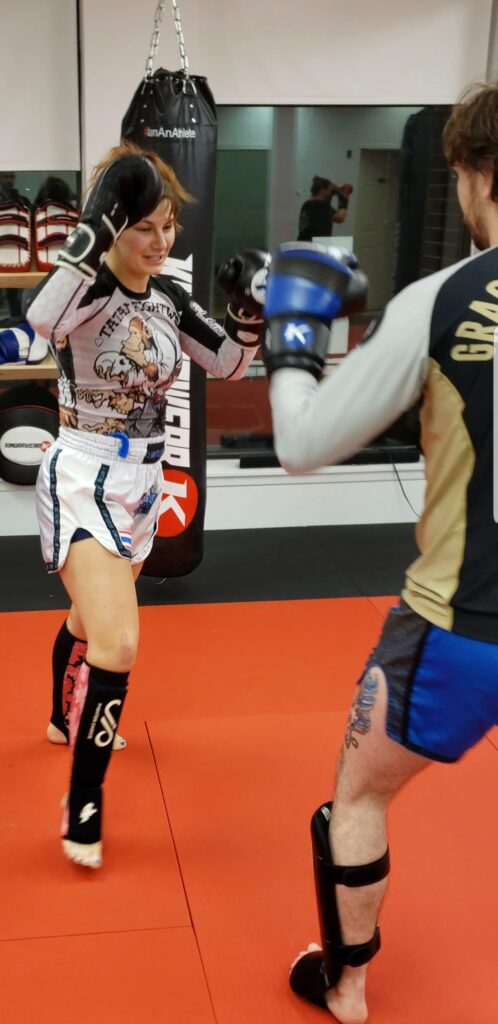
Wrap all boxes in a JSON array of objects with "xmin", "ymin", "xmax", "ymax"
[{"xmin": 27, "ymin": 142, "xmax": 265, "ymax": 869}]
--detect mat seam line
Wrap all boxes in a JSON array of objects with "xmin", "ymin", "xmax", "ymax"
[
  {"xmin": 144, "ymin": 719, "xmax": 219, "ymax": 1024},
  {"xmin": 0, "ymin": 924, "xmax": 195, "ymax": 944}
]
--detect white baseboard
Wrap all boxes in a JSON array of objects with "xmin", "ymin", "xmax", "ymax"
[
  {"xmin": 0, "ymin": 460, "xmax": 425, "ymax": 536},
  {"xmin": 205, "ymin": 460, "xmax": 424, "ymax": 528}
]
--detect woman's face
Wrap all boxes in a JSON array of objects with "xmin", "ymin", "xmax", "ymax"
[{"xmin": 107, "ymin": 198, "xmax": 176, "ymax": 291}]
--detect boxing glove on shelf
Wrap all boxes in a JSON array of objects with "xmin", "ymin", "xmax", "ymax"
[{"xmin": 0, "ymin": 321, "xmax": 48, "ymax": 365}]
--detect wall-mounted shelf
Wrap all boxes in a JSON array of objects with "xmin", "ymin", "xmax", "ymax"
[
  {"xmin": 0, "ymin": 271, "xmax": 46, "ymax": 289},
  {"xmin": 0, "ymin": 269, "xmax": 56, "ymax": 376},
  {"xmin": 0, "ymin": 354, "xmax": 57, "ymax": 380}
]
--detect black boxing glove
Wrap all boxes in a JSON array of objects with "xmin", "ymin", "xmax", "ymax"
[
  {"xmin": 336, "ymin": 183, "xmax": 353, "ymax": 210},
  {"xmin": 56, "ymin": 155, "xmax": 165, "ymax": 280},
  {"xmin": 217, "ymin": 248, "xmax": 271, "ymax": 348},
  {"xmin": 263, "ymin": 242, "xmax": 368, "ymax": 379},
  {"xmin": 329, "ymin": 247, "xmax": 368, "ymax": 316}
]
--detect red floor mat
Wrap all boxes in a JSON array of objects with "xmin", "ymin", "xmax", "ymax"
[
  {"xmin": 149, "ymin": 711, "xmax": 498, "ymax": 1024},
  {"xmin": 3, "ymin": 599, "xmax": 385, "ymax": 727},
  {"xmin": 133, "ymin": 597, "xmax": 386, "ymax": 720},
  {"xmin": 2, "ymin": 599, "xmax": 495, "ymax": 1023},
  {"xmin": 0, "ymin": 928, "xmax": 216, "ymax": 1024},
  {"xmin": 0, "ymin": 718, "xmax": 189, "ymax": 941}
]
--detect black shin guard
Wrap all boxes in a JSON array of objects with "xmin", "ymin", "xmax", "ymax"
[
  {"xmin": 62, "ymin": 663, "xmax": 128, "ymax": 845},
  {"xmin": 290, "ymin": 802, "xmax": 390, "ymax": 1008},
  {"xmin": 51, "ymin": 620, "xmax": 87, "ymax": 739}
]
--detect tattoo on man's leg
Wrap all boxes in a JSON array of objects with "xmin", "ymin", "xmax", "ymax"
[{"xmin": 344, "ymin": 669, "xmax": 379, "ymax": 749}]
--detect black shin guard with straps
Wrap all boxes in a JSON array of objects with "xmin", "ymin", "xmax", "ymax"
[
  {"xmin": 63, "ymin": 664, "xmax": 128, "ymax": 845},
  {"xmin": 290, "ymin": 802, "xmax": 390, "ymax": 1008}
]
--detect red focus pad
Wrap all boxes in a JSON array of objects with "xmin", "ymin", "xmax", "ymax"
[
  {"xmin": 0, "ymin": 200, "xmax": 31, "ymax": 271},
  {"xmin": 34, "ymin": 201, "xmax": 80, "ymax": 271}
]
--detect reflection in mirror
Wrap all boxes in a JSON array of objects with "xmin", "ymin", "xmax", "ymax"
[
  {"xmin": 207, "ymin": 104, "xmax": 470, "ymax": 460},
  {"xmin": 0, "ymin": 170, "xmax": 80, "ymax": 212}
]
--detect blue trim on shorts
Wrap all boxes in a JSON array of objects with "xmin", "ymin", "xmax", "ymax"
[
  {"xmin": 94, "ymin": 465, "xmax": 132, "ymax": 559},
  {"xmin": 46, "ymin": 448, "xmax": 62, "ymax": 572}
]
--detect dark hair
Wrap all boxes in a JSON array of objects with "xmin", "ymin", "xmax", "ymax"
[
  {"xmin": 443, "ymin": 81, "xmax": 498, "ymax": 197},
  {"xmin": 35, "ymin": 176, "xmax": 73, "ymax": 205},
  {"xmin": 311, "ymin": 175, "xmax": 332, "ymax": 196},
  {"xmin": 88, "ymin": 140, "xmax": 193, "ymax": 226}
]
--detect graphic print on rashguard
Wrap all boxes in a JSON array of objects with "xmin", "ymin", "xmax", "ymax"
[{"xmin": 55, "ymin": 298, "xmax": 182, "ymax": 438}]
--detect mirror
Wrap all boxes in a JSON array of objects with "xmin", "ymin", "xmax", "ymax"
[{"xmin": 207, "ymin": 104, "xmax": 470, "ymax": 459}]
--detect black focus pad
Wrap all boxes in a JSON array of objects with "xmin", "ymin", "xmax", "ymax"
[
  {"xmin": 216, "ymin": 248, "xmax": 270, "ymax": 316},
  {"xmin": 0, "ymin": 384, "xmax": 59, "ymax": 485}
]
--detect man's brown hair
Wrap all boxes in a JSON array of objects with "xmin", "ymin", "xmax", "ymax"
[{"xmin": 443, "ymin": 81, "xmax": 498, "ymax": 196}]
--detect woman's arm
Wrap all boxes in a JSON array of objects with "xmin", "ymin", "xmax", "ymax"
[
  {"xmin": 26, "ymin": 266, "xmax": 104, "ymax": 341},
  {"xmin": 178, "ymin": 296, "xmax": 260, "ymax": 380}
]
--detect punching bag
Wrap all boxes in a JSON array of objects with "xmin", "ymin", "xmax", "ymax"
[
  {"xmin": 121, "ymin": 2, "xmax": 217, "ymax": 577},
  {"xmin": 393, "ymin": 107, "xmax": 462, "ymax": 293}
]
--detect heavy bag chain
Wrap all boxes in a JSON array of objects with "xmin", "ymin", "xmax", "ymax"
[{"xmin": 145, "ymin": 0, "xmax": 194, "ymax": 89}]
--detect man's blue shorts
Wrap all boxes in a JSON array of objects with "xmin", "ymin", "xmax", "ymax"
[{"xmin": 365, "ymin": 600, "xmax": 498, "ymax": 762}]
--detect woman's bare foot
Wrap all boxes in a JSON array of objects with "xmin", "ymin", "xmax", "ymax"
[
  {"xmin": 62, "ymin": 837, "xmax": 103, "ymax": 869},
  {"xmin": 290, "ymin": 944, "xmax": 368, "ymax": 1024},
  {"xmin": 61, "ymin": 793, "xmax": 103, "ymax": 869},
  {"xmin": 47, "ymin": 721, "xmax": 126, "ymax": 750}
]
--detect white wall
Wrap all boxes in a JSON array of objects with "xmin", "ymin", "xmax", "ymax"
[
  {"xmin": 0, "ymin": 463, "xmax": 425, "ymax": 534},
  {"xmin": 80, "ymin": 0, "xmax": 494, "ymax": 178},
  {"xmin": 0, "ymin": 0, "xmax": 80, "ymax": 170},
  {"xmin": 1, "ymin": 1, "xmax": 494, "ymax": 176}
]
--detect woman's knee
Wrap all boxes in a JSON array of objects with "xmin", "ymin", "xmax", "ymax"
[{"xmin": 87, "ymin": 628, "xmax": 139, "ymax": 672}]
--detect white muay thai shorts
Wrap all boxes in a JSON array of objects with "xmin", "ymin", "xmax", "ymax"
[{"xmin": 36, "ymin": 427, "xmax": 164, "ymax": 572}]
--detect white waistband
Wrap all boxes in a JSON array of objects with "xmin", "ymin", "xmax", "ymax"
[{"xmin": 57, "ymin": 427, "xmax": 165, "ymax": 464}]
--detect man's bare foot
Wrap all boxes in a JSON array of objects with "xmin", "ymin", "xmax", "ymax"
[
  {"xmin": 290, "ymin": 944, "xmax": 368, "ymax": 1024},
  {"xmin": 62, "ymin": 837, "xmax": 103, "ymax": 869},
  {"xmin": 326, "ymin": 982, "xmax": 368, "ymax": 1024},
  {"xmin": 47, "ymin": 721, "xmax": 126, "ymax": 750}
]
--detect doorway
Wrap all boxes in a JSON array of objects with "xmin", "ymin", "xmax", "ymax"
[{"xmin": 353, "ymin": 148, "xmax": 401, "ymax": 314}]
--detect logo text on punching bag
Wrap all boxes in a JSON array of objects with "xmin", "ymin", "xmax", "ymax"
[
  {"xmin": 156, "ymin": 254, "xmax": 199, "ymax": 535},
  {"xmin": 144, "ymin": 126, "xmax": 197, "ymax": 140},
  {"xmin": 161, "ymin": 359, "xmax": 199, "ymax": 535},
  {"xmin": 165, "ymin": 356, "xmax": 191, "ymax": 466},
  {"xmin": 161, "ymin": 254, "xmax": 194, "ymax": 470},
  {"xmin": 157, "ymin": 468, "xmax": 199, "ymax": 537}
]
